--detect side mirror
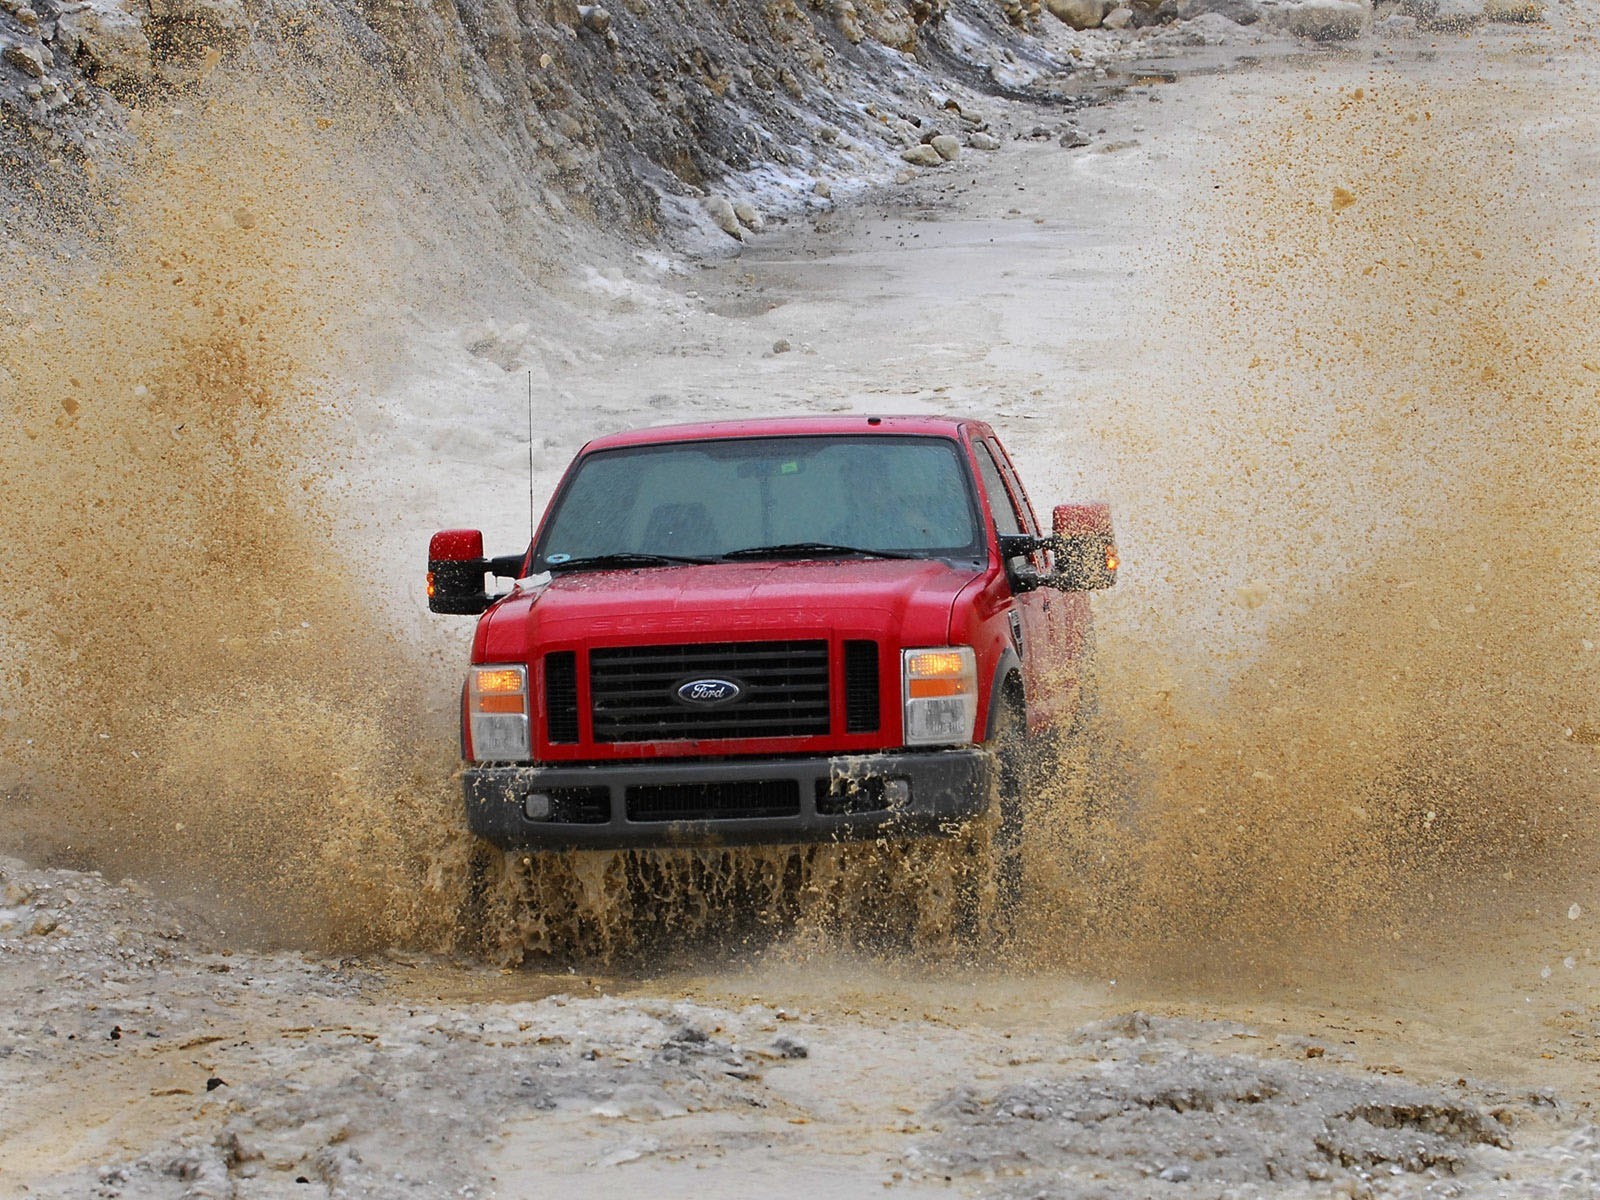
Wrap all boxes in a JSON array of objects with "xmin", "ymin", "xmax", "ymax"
[
  {"xmin": 428, "ymin": 530, "xmax": 524, "ymax": 615},
  {"xmin": 428, "ymin": 529, "xmax": 490, "ymax": 614},
  {"xmin": 1050, "ymin": 503, "xmax": 1119, "ymax": 591}
]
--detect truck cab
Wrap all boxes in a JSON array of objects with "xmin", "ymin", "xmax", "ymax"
[{"xmin": 428, "ymin": 415, "xmax": 1116, "ymax": 852}]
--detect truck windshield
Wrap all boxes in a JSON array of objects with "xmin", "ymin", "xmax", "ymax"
[{"xmin": 536, "ymin": 435, "xmax": 983, "ymax": 568}]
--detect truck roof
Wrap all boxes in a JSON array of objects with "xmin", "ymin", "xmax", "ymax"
[{"xmin": 581, "ymin": 414, "xmax": 985, "ymax": 453}]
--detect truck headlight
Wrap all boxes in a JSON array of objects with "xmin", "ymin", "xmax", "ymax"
[
  {"xmin": 468, "ymin": 663, "xmax": 531, "ymax": 761},
  {"xmin": 902, "ymin": 647, "xmax": 978, "ymax": 747}
]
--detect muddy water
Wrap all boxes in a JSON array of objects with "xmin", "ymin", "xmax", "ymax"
[
  {"xmin": 0, "ymin": 80, "xmax": 468, "ymax": 948},
  {"xmin": 2, "ymin": 24, "xmax": 1595, "ymax": 1012},
  {"xmin": 540, "ymin": 51, "xmax": 1600, "ymax": 983},
  {"xmin": 1017, "ymin": 74, "xmax": 1600, "ymax": 979}
]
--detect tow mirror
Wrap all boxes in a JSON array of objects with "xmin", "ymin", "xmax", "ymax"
[
  {"xmin": 428, "ymin": 529, "xmax": 490, "ymax": 614},
  {"xmin": 1050, "ymin": 503, "xmax": 1119, "ymax": 591},
  {"xmin": 427, "ymin": 530, "xmax": 524, "ymax": 614}
]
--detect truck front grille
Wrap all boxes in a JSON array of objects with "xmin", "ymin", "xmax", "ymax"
[
  {"xmin": 843, "ymin": 639, "xmax": 880, "ymax": 733},
  {"xmin": 590, "ymin": 640, "xmax": 830, "ymax": 743},
  {"xmin": 625, "ymin": 780, "xmax": 802, "ymax": 822},
  {"xmin": 544, "ymin": 651, "xmax": 580, "ymax": 744}
]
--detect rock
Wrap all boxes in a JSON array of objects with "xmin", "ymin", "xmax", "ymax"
[
  {"xmin": 3, "ymin": 881, "xmax": 36, "ymax": 906},
  {"xmin": 577, "ymin": 4, "xmax": 610, "ymax": 33},
  {"xmin": 894, "ymin": 168, "xmax": 915, "ymax": 183},
  {"xmin": 145, "ymin": 0, "xmax": 249, "ymax": 51},
  {"xmin": 703, "ymin": 195, "xmax": 744, "ymax": 242},
  {"xmin": 1045, "ymin": 0, "xmax": 1111, "ymax": 25},
  {"xmin": 4, "ymin": 43, "xmax": 48, "ymax": 78},
  {"xmin": 1373, "ymin": 9, "xmax": 1419, "ymax": 30},
  {"xmin": 1178, "ymin": 0, "xmax": 1264, "ymax": 21},
  {"xmin": 1267, "ymin": 0, "xmax": 1370, "ymax": 38},
  {"xmin": 772, "ymin": 339, "xmax": 791, "ymax": 354},
  {"xmin": 900, "ymin": 144, "xmax": 944, "ymax": 166},
  {"xmin": 1483, "ymin": 0, "xmax": 1540, "ymax": 19},
  {"xmin": 1059, "ymin": 127, "xmax": 1090, "ymax": 148},
  {"xmin": 732, "ymin": 201, "xmax": 764, "ymax": 233},
  {"xmin": 835, "ymin": 0, "xmax": 865, "ymax": 42},
  {"xmin": 773, "ymin": 1035, "xmax": 809, "ymax": 1059},
  {"xmin": 929, "ymin": 134, "xmax": 960, "ymax": 161},
  {"xmin": 812, "ymin": 179, "xmax": 832, "ymax": 198},
  {"xmin": 968, "ymin": 131, "xmax": 1001, "ymax": 151},
  {"xmin": 1103, "ymin": 4, "xmax": 1136, "ymax": 23},
  {"xmin": 1420, "ymin": 0, "xmax": 1483, "ymax": 24},
  {"xmin": 54, "ymin": 0, "xmax": 153, "ymax": 95}
]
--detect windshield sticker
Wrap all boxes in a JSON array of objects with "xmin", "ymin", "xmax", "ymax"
[{"xmin": 780, "ymin": 461, "xmax": 799, "ymax": 475}]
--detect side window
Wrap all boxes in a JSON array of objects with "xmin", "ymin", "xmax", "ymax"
[
  {"xmin": 975, "ymin": 442, "xmax": 1024, "ymax": 538},
  {"xmin": 989, "ymin": 440, "xmax": 1041, "ymax": 535}
]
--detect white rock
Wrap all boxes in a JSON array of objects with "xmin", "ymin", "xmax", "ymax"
[
  {"xmin": 929, "ymin": 134, "xmax": 960, "ymax": 161},
  {"xmin": 836, "ymin": 0, "xmax": 865, "ymax": 42},
  {"xmin": 1374, "ymin": 11, "xmax": 1419, "ymax": 32},
  {"xmin": 900, "ymin": 144, "xmax": 944, "ymax": 167},
  {"xmin": 1045, "ymin": 0, "xmax": 1110, "ymax": 26},
  {"xmin": 968, "ymin": 131, "xmax": 1001, "ymax": 151},
  {"xmin": 1267, "ymin": 0, "xmax": 1370, "ymax": 38},
  {"xmin": 703, "ymin": 196, "xmax": 744, "ymax": 242},
  {"xmin": 55, "ymin": 0, "xmax": 152, "ymax": 92},
  {"xmin": 812, "ymin": 179, "xmax": 832, "ymax": 198},
  {"xmin": 1178, "ymin": 0, "xmax": 1265, "ymax": 21},
  {"xmin": 1417, "ymin": 0, "xmax": 1482, "ymax": 25},
  {"xmin": 732, "ymin": 201, "xmax": 764, "ymax": 233},
  {"xmin": 3, "ymin": 42, "xmax": 48, "ymax": 78},
  {"xmin": 146, "ymin": 0, "xmax": 248, "ymax": 45},
  {"xmin": 1102, "ymin": 4, "xmax": 1136, "ymax": 24},
  {"xmin": 1483, "ymin": 0, "xmax": 1541, "ymax": 20}
]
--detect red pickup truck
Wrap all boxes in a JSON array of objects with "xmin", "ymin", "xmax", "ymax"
[{"xmin": 428, "ymin": 415, "xmax": 1116, "ymax": 891}]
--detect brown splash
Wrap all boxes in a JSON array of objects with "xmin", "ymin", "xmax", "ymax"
[{"xmin": 1023, "ymin": 78, "xmax": 1600, "ymax": 982}]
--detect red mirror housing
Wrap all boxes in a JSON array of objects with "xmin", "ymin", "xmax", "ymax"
[
  {"xmin": 429, "ymin": 528, "xmax": 486, "ymax": 562},
  {"xmin": 1052, "ymin": 504, "xmax": 1118, "ymax": 591},
  {"xmin": 428, "ymin": 529, "xmax": 491, "ymax": 615}
]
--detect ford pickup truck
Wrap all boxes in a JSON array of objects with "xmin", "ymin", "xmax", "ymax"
[{"xmin": 428, "ymin": 415, "xmax": 1116, "ymax": 898}]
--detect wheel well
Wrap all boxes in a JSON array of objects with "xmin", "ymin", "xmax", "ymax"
[{"xmin": 985, "ymin": 667, "xmax": 1027, "ymax": 741}]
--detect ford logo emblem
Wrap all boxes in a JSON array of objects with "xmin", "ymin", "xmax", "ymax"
[{"xmin": 676, "ymin": 678, "xmax": 743, "ymax": 707}]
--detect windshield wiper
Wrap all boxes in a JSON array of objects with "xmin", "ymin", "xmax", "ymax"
[
  {"xmin": 545, "ymin": 551, "xmax": 716, "ymax": 572},
  {"xmin": 719, "ymin": 541, "xmax": 921, "ymax": 562}
]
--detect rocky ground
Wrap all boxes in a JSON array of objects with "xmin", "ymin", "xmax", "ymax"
[{"xmin": 5, "ymin": 0, "xmax": 1600, "ymax": 1195}]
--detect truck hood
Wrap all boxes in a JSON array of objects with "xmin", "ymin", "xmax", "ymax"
[{"xmin": 477, "ymin": 558, "xmax": 984, "ymax": 656}]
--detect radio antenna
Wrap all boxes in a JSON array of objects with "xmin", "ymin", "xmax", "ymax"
[{"xmin": 537, "ymin": 366, "xmax": 544, "ymax": 534}]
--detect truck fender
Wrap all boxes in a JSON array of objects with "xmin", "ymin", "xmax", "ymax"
[{"xmin": 983, "ymin": 646, "xmax": 1025, "ymax": 741}]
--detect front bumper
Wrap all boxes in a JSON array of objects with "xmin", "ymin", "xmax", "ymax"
[{"xmin": 462, "ymin": 748, "xmax": 993, "ymax": 851}]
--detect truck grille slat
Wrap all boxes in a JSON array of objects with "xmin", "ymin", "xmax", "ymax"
[
  {"xmin": 625, "ymin": 780, "xmax": 802, "ymax": 822},
  {"xmin": 590, "ymin": 640, "xmax": 830, "ymax": 742},
  {"xmin": 544, "ymin": 651, "xmax": 580, "ymax": 744},
  {"xmin": 844, "ymin": 640, "xmax": 880, "ymax": 733}
]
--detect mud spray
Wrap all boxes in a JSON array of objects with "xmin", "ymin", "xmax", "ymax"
[
  {"xmin": 0, "ymin": 78, "xmax": 471, "ymax": 949},
  {"xmin": 1028, "ymin": 77, "xmax": 1600, "ymax": 982},
  {"xmin": 5, "ymin": 69, "xmax": 1596, "ymax": 972}
]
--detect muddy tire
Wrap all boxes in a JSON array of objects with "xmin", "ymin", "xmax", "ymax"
[
  {"xmin": 990, "ymin": 695, "xmax": 1029, "ymax": 929},
  {"xmin": 950, "ymin": 693, "xmax": 1028, "ymax": 948}
]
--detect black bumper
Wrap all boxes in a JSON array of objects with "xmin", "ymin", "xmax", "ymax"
[{"xmin": 462, "ymin": 749, "xmax": 993, "ymax": 851}]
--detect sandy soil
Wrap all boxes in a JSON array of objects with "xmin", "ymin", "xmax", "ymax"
[{"xmin": 4, "ymin": 9, "xmax": 1600, "ymax": 1200}]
